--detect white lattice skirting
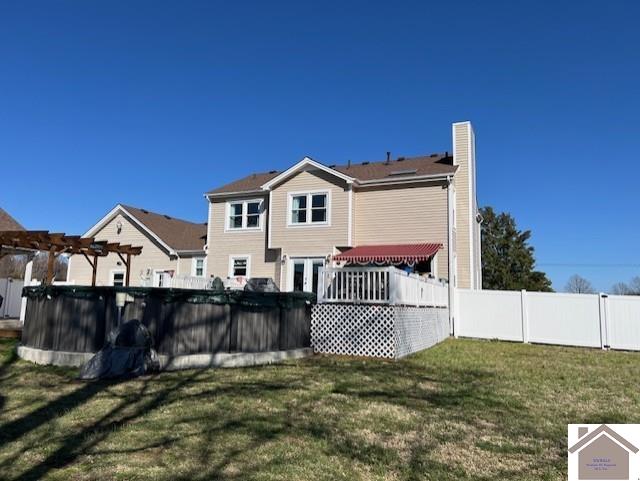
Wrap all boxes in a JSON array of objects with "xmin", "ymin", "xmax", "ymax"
[{"xmin": 311, "ymin": 304, "xmax": 450, "ymax": 359}]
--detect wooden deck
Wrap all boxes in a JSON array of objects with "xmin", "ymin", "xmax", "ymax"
[{"xmin": 0, "ymin": 319, "xmax": 22, "ymax": 339}]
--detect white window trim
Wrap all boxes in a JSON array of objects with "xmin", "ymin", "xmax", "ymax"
[
  {"xmin": 109, "ymin": 269, "xmax": 126, "ymax": 286},
  {"xmin": 287, "ymin": 190, "xmax": 331, "ymax": 228},
  {"xmin": 191, "ymin": 257, "xmax": 206, "ymax": 277},
  {"xmin": 224, "ymin": 199, "xmax": 264, "ymax": 232},
  {"xmin": 228, "ymin": 255, "xmax": 251, "ymax": 279}
]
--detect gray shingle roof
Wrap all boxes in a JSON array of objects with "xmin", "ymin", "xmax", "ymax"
[{"xmin": 207, "ymin": 153, "xmax": 457, "ymax": 195}]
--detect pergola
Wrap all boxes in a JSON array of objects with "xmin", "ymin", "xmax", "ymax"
[{"xmin": 0, "ymin": 230, "xmax": 142, "ymax": 286}]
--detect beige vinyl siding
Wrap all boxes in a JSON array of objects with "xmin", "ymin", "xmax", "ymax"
[
  {"xmin": 66, "ymin": 213, "xmax": 176, "ymax": 286},
  {"xmin": 354, "ymin": 182, "xmax": 449, "ymax": 280},
  {"xmin": 206, "ymin": 195, "xmax": 277, "ymax": 280},
  {"xmin": 270, "ymin": 169, "xmax": 350, "ymax": 256},
  {"xmin": 453, "ymin": 122, "xmax": 472, "ymax": 288}
]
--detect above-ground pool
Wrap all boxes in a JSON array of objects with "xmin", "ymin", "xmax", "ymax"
[{"xmin": 18, "ymin": 285, "xmax": 314, "ymax": 369}]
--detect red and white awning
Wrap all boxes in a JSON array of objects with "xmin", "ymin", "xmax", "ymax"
[{"xmin": 333, "ymin": 243, "xmax": 442, "ymax": 266}]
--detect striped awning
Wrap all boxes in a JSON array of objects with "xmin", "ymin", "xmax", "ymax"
[{"xmin": 333, "ymin": 243, "xmax": 442, "ymax": 265}]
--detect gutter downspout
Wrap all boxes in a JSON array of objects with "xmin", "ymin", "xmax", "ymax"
[{"xmin": 446, "ymin": 175, "xmax": 456, "ymax": 336}]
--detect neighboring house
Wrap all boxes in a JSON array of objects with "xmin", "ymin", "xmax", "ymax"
[
  {"xmin": 569, "ymin": 425, "xmax": 639, "ymax": 480},
  {"xmin": 66, "ymin": 204, "xmax": 207, "ymax": 287},
  {"xmin": 0, "ymin": 208, "xmax": 25, "ymax": 232},
  {"xmin": 205, "ymin": 121, "xmax": 481, "ymax": 292}
]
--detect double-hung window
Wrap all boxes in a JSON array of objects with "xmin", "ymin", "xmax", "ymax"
[
  {"xmin": 289, "ymin": 192, "xmax": 329, "ymax": 226},
  {"xmin": 229, "ymin": 256, "xmax": 250, "ymax": 278},
  {"xmin": 227, "ymin": 199, "xmax": 262, "ymax": 230},
  {"xmin": 193, "ymin": 258, "xmax": 205, "ymax": 277}
]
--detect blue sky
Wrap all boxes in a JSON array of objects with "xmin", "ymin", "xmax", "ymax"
[{"xmin": 1, "ymin": 1, "xmax": 638, "ymax": 292}]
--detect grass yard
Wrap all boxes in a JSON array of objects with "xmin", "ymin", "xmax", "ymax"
[{"xmin": 1, "ymin": 339, "xmax": 639, "ymax": 481}]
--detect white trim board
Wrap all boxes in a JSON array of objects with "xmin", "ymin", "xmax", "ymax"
[{"xmin": 261, "ymin": 156, "xmax": 354, "ymax": 191}]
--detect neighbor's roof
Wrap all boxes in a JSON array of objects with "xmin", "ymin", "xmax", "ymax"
[
  {"xmin": 0, "ymin": 208, "xmax": 25, "ymax": 231},
  {"xmin": 207, "ymin": 153, "xmax": 457, "ymax": 195},
  {"xmin": 118, "ymin": 205, "xmax": 207, "ymax": 252}
]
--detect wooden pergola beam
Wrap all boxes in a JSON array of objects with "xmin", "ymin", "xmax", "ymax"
[{"xmin": 0, "ymin": 230, "xmax": 143, "ymax": 285}]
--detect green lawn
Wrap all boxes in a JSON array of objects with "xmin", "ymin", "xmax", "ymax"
[{"xmin": 1, "ymin": 338, "xmax": 639, "ymax": 481}]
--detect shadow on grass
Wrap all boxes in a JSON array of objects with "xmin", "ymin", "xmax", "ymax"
[{"xmin": 0, "ymin": 344, "xmax": 566, "ymax": 481}]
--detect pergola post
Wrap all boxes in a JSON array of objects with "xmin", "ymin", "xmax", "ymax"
[
  {"xmin": 46, "ymin": 246, "xmax": 57, "ymax": 285},
  {"xmin": 91, "ymin": 255, "xmax": 98, "ymax": 286},
  {"xmin": 126, "ymin": 253, "xmax": 131, "ymax": 286}
]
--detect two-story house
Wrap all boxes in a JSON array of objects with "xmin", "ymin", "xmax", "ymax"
[{"xmin": 205, "ymin": 121, "xmax": 481, "ymax": 292}]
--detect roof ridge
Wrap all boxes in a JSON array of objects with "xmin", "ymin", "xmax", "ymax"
[{"xmin": 120, "ymin": 204, "xmax": 205, "ymax": 226}]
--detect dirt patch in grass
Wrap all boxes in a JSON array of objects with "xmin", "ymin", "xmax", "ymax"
[{"xmin": 0, "ymin": 338, "xmax": 638, "ymax": 480}]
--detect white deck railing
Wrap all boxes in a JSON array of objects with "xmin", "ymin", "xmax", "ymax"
[
  {"xmin": 317, "ymin": 266, "xmax": 448, "ymax": 307},
  {"xmin": 153, "ymin": 275, "xmax": 214, "ymax": 290}
]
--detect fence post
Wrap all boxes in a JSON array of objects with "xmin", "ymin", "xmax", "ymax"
[
  {"xmin": 19, "ymin": 259, "xmax": 34, "ymax": 324},
  {"xmin": 520, "ymin": 289, "xmax": 529, "ymax": 343},
  {"xmin": 598, "ymin": 293, "xmax": 609, "ymax": 350},
  {"xmin": 453, "ymin": 287, "xmax": 459, "ymax": 337}
]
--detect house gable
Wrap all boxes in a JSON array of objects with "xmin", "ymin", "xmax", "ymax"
[
  {"xmin": 68, "ymin": 212, "xmax": 178, "ymax": 286},
  {"xmin": 84, "ymin": 205, "xmax": 176, "ymax": 255},
  {"xmin": 261, "ymin": 157, "xmax": 355, "ymax": 191}
]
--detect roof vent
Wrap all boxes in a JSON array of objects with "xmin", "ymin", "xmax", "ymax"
[
  {"xmin": 397, "ymin": 156, "xmax": 405, "ymax": 161},
  {"xmin": 385, "ymin": 152, "xmax": 391, "ymax": 164},
  {"xmin": 141, "ymin": 209, "xmax": 149, "ymax": 214},
  {"xmin": 388, "ymin": 169, "xmax": 418, "ymax": 176},
  {"xmin": 362, "ymin": 161, "xmax": 369, "ymax": 165},
  {"xmin": 164, "ymin": 215, "xmax": 172, "ymax": 219},
  {"xmin": 329, "ymin": 164, "xmax": 336, "ymax": 168},
  {"xmin": 269, "ymin": 170, "xmax": 277, "ymax": 174}
]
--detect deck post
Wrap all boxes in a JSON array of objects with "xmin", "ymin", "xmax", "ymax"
[
  {"xmin": 317, "ymin": 267, "xmax": 325, "ymax": 303},
  {"xmin": 388, "ymin": 267, "xmax": 397, "ymax": 305}
]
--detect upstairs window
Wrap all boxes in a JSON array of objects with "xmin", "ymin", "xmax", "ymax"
[
  {"xmin": 289, "ymin": 192, "xmax": 329, "ymax": 226},
  {"xmin": 226, "ymin": 200, "xmax": 263, "ymax": 230}
]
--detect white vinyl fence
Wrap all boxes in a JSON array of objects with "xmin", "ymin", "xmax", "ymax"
[
  {"xmin": 0, "ymin": 278, "xmax": 24, "ymax": 318},
  {"xmin": 456, "ymin": 289, "xmax": 640, "ymax": 351}
]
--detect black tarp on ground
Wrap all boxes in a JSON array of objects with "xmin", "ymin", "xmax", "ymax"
[{"xmin": 79, "ymin": 319, "xmax": 159, "ymax": 380}]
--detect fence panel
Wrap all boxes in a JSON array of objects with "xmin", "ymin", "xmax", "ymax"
[
  {"xmin": 456, "ymin": 289, "xmax": 523, "ymax": 341},
  {"xmin": 607, "ymin": 295, "xmax": 640, "ymax": 351},
  {"xmin": 526, "ymin": 292, "xmax": 602, "ymax": 348},
  {"xmin": 457, "ymin": 289, "xmax": 640, "ymax": 351},
  {"xmin": 1, "ymin": 278, "xmax": 24, "ymax": 318}
]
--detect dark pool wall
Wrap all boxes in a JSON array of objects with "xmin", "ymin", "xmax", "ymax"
[{"xmin": 21, "ymin": 286, "xmax": 313, "ymax": 356}]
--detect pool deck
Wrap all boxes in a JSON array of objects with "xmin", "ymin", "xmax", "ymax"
[{"xmin": 0, "ymin": 319, "xmax": 22, "ymax": 339}]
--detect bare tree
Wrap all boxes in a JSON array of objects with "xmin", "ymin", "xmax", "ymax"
[
  {"xmin": 611, "ymin": 282, "xmax": 631, "ymax": 295},
  {"xmin": 565, "ymin": 274, "xmax": 595, "ymax": 294},
  {"xmin": 0, "ymin": 253, "xmax": 68, "ymax": 282},
  {"xmin": 610, "ymin": 276, "xmax": 640, "ymax": 296}
]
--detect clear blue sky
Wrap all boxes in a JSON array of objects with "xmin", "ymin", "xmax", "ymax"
[{"xmin": 1, "ymin": 1, "xmax": 638, "ymax": 292}]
